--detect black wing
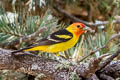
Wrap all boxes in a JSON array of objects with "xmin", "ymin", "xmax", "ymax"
[
  {"xmin": 34, "ymin": 29, "xmax": 73, "ymax": 46},
  {"xmin": 50, "ymin": 29, "xmax": 73, "ymax": 42}
]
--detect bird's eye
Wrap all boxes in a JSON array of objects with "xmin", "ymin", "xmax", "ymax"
[{"xmin": 77, "ymin": 25, "xmax": 81, "ymax": 28}]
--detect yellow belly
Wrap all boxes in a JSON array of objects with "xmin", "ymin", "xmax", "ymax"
[{"xmin": 24, "ymin": 35, "xmax": 79, "ymax": 53}]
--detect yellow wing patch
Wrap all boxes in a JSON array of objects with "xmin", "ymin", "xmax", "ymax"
[{"xmin": 55, "ymin": 35, "xmax": 72, "ymax": 39}]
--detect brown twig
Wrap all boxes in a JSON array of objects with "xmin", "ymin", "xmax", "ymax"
[
  {"xmin": 83, "ymin": 53, "xmax": 110, "ymax": 78},
  {"xmin": 94, "ymin": 47, "xmax": 120, "ymax": 79},
  {"xmin": 99, "ymin": 74, "xmax": 114, "ymax": 80},
  {"xmin": 54, "ymin": 5, "xmax": 120, "ymax": 27},
  {"xmin": 79, "ymin": 33, "xmax": 120, "ymax": 62},
  {"xmin": 98, "ymin": 60, "xmax": 120, "ymax": 79},
  {"xmin": 99, "ymin": 49, "xmax": 120, "ymax": 70}
]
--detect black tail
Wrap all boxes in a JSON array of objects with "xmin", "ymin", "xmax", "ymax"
[
  {"xmin": 11, "ymin": 47, "xmax": 33, "ymax": 53},
  {"xmin": 11, "ymin": 48, "xmax": 25, "ymax": 53}
]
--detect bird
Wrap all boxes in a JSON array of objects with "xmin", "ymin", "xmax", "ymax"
[{"xmin": 12, "ymin": 22, "xmax": 86, "ymax": 55}]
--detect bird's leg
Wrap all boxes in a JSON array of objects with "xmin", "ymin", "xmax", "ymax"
[
  {"xmin": 55, "ymin": 52, "xmax": 60, "ymax": 57},
  {"xmin": 64, "ymin": 51, "xmax": 69, "ymax": 59},
  {"xmin": 55, "ymin": 52, "xmax": 68, "ymax": 60},
  {"xmin": 54, "ymin": 52, "xmax": 69, "ymax": 60}
]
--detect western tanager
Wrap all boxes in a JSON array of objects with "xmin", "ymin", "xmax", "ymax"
[{"xmin": 12, "ymin": 22, "xmax": 86, "ymax": 54}]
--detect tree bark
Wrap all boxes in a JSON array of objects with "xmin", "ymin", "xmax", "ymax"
[{"xmin": 0, "ymin": 48, "xmax": 120, "ymax": 80}]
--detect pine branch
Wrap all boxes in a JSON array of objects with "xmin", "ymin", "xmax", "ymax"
[
  {"xmin": 0, "ymin": 27, "xmax": 47, "ymax": 48},
  {"xmin": 0, "ymin": 10, "xmax": 57, "ymax": 49},
  {"xmin": 2, "ymin": 30, "xmax": 23, "ymax": 37}
]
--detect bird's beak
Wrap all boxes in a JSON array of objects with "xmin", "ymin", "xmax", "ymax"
[
  {"xmin": 83, "ymin": 26, "xmax": 95, "ymax": 33},
  {"xmin": 83, "ymin": 26, "xmax": 89, "ymax": 30}
]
